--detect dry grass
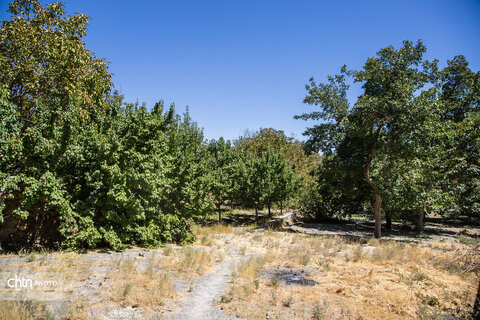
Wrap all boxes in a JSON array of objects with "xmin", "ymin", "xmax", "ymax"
[
  {"xmin": 0, "ymin": 300, "xmax": 53, "ymax": 320},
  {"xmin": 161, "ymin": 245, "xmax": 217, "ymax": 278},
  {"xmin": 219, "ymin": 232, "xmax": 477, "ymax": 320},
  {"xmin": 46, "ymin": 253, "xmax": 92, "ymax": 282},
  {"xmin": 0, "ymin": 239, "xmax": 221, "ymax": 318},
  {"xmin": 222, "ymin": 256, "xmax": 266, "ymax": 304},
  {"xmin": 108, "ymin": 255, "xmax": 175, "ymax": 309},
  {"xmin": 1, "ymin": 225, "xmax": 477, "ymax": 320},
  {"xmin": 235, "ymin": 256, "xmax": 265, "ymax": 282},
  {"xmin": 192, "ymin": 224, "xmax": 233, "ymax": 237},
  {"xmin": 191, "ymin": 223, "xmax": 239, "ymax": 247},
  {"xmin": 62, "ymin": 297, "xmax": 88, "ymax": 320}
]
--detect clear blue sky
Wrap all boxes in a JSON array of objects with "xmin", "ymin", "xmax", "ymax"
[{"xmin": 1, "ymin": 0, "xmax": 479, "ymax": 141}]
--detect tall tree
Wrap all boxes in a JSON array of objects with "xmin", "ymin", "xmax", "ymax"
[
  {"xmin": 207, "ymin": 137, "xmax": 236, "ymax": 221},
  {"xmin": 0, "ymin": 0, "xmax": 112, "ymax": 130},
  {"xmin": 437, "ymin": 56, "xmax": 480, "ymax": 218},
  {"xmin": 236, "ymin": 153, "xmax": 267, "ymax": 220},
  {"xmin": 296, "ymin": 40, "xmax": 457, "ymax": 238},
  {"xmin": 261, "ymin": 150, "xmax": 284, "ymax": 217}
]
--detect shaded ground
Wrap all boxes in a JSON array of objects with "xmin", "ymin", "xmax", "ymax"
[
  {"xmin": 287, "ymin": 215, "xmax": 480, "ymax": 244},
  {"xmin": 205, "ymin": 210, "xmax": 480, "ymax": 243}
]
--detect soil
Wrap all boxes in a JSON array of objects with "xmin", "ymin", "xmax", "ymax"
[
  {"xmin": 171, "ymin": 244, "xmax": 248, "ymax": 320},
  {"xmin": 0, "ymin": 213, "xmax": 478, "ymax": 319}
]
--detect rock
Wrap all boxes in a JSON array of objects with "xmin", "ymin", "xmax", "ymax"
[{"xmin": 261, "ymin": 211, "xmax": 299, "ymax": 230}]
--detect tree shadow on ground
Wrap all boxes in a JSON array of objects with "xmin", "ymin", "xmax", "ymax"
[
  {"xmin": 294, "ymin": 215, "xmax": 480, "ymax": 242},
  {"xmin": 200, "ymin": 211, "xmax": 272, "ymax": 227},
  {"xmin": 199, "ymin": 210, "xmax": 479, "ymax": 243}
]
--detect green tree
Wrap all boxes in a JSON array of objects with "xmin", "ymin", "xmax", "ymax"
[
  {"xmin": 235, "ymin": 128, "xmax": 318, "ymax": 182},
  {"xmin": 236, "ymin": 153, "xmax": 264, "ymax": 219},
  {"xmin": 234, "ymin": 149, "xmax": 298, "ymax": 219},
  {"xmin": 235, "ymin": 128, "xmax": 319, "ymax": 212},
  {"xmin": 0, "ymin": 0, "xmax": 112, "ymax": 129},
  {"xmin": 275, "ymin": 156, "xmax": 297, "ymax": 214},
  {"xmin": 206, "ymin": 137, "xmax": 236, "ymax": 221},
  {"xmin": 0, "ymin": 88, "xmax": 21, "ymax": 215},
  {"xmin": 161, "ymin": 106, "xmax": 214, "ymax": 226},
  {"xmin": 437, "ymin": 56, "xmax": 480, "ymax": 218},
  {"xmin": 0, "ymin": 0, "xmax": 215, "ymax": 250},
  {"xmin": 296, "ymin": 40, "xmax": 474, "ymax": 238},
  {"xmin": 380, "ymin": 55, "xmax": 480, "ymax": 230},
  {"xmin": 261, "ymin": 150, "xmax": 282, "ymax": 217},
  {"xmin": 261, "ymin": 150, "xmax": 298, "ymax": 216}
]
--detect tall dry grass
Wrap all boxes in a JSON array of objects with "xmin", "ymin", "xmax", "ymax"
[
  {"xmin": 0, "ymin": 300, "xmax": 53, "ymax": 320},
  {"xmin": 109, "ymin": 256, "xmax": 175, "ymax": 308},
  {"xmin": 218, "ymin": 231, "xmax": 477, "ymax": 320}
]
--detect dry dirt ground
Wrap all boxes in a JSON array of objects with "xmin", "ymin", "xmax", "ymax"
[{"xmin": 0, "ymin": 216, "xmax": 478, "ymax": 320}]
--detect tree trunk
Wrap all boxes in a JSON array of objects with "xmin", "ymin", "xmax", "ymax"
[
  {"xmin": 280, "ymin": 200, "xmax": 283, "ymax": 214},
  {"xmin": 268, "ymin": 204, "xmax": 271, "ymax": 217},
  {"xmin": 255, "ymin": 207, "xmax": 258, "ymax": 222},
  {"xmin": 218, "ymin": 205, "xmax": 222, "ymax": 222},
  {"xmin": 374, "ymin": 193, "xmax": 382, "ymax": 238},
  {"xmin": 386, "ymin": 211, "xmax": 392, "ymax": 231},
  {"xmin": 416, "ymin": 211, "xmax": 425, "ymax": 232},
  {"xmin": 474, "ymin": 277, "xmax": 480, "ymax": 320}
]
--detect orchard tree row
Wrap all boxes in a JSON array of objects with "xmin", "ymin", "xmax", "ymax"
[
  {"xmin": 0, "ymin": 1, "xmax": 305, "ymax": 250},
  {"xmin": 208, "ymin": 128, "xmax": 318, "ymax": 221}
]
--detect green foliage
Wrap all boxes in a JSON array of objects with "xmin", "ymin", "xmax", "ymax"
[
  {"xmin": 234, "ymin": 149, "xmax": 298, "ymax": 216},
  {"xmin": 297, "ymin": 40, "xmax": 479, "ymax": 233},
  {"xmin": 235, "ymin": 128, "xmax": 320, "ymax": 182},
  {"xmin": 0, "ymin": 0, "xmax": 112, "ymax": 128},
  {"xmin": 436, "ymin": 56, "xmax": 480, "ymax": 217},
  {"xmin": 163, "ymin": 107, "xmax": 215, "ymax": 222},
  {"xmin": 0, "ymin": 90, "xmax": 206, "ymax": 250},
  {"xmin": 0, "ymin": 1, "xmax": 209, "ymax": 250},
  {"xmin": 206, "ymin": 137, "xmax": 236, "ymax": 219},
  {"xmin": 235, "ymin": 152, "xmax": 267, "ymax": 214},
  {"xmin": 0, "ymin": 0, "xmax": 303, "ymax": 251},
  {"xmin": 234, "ymin": 128, "xmax": 319, "ymax": 210}
]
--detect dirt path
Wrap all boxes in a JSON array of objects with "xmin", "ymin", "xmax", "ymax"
[{"xmin": 172, "ymin": 246, "xmax": 246, "ymax": 320}]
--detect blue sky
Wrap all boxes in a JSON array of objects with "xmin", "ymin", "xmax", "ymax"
[{"xmin": 1, "ymin": 0, "xmax": 479, "ymax": 141}]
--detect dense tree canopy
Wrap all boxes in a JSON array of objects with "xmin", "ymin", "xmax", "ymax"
[
  {"xmin": 206, "ymin": 137, "xmax": 236, "ymax": 221},
  {"xmin": 0, "ymin": 0, "xmax": 213, "ymax": 250},
  {"xmin": 234, "ymin": 149, "xmax": 297, "ymax": 218},
  {"xmin": 0, "ymin": 0, "xmax": 305, "ymax": 250},
  {"xmin": 235, "ymin": 128, "xmax": 319, "ymax": 181},
  {"xmin": 0, "ymin": 0, "xmax": 111, "ymax": 129},
  {"xmin": 296, "ymin": 40, "xmax": 479, "ymax": 237}
]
